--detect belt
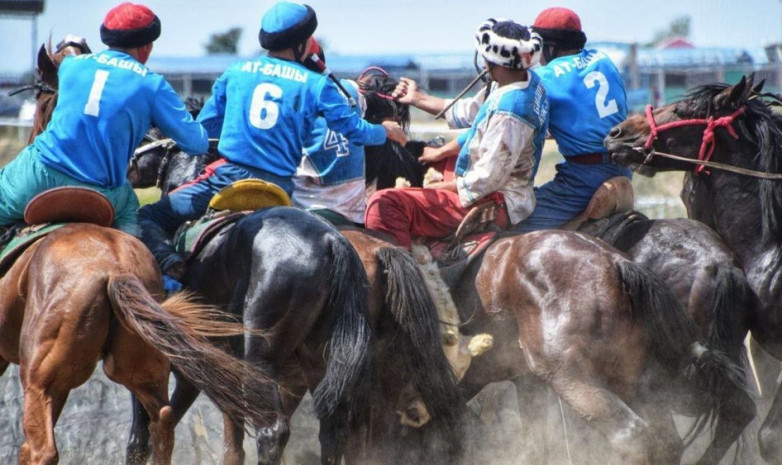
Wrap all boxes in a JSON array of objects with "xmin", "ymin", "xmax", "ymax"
[{"xmin": 567, "ymin": 152, "xmax": 610, "ymax": 164}]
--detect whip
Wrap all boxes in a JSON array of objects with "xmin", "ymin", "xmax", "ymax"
[
  {"xmin": 309, "ymin": 54, "xmax": 357, "ymax": 107},
  {"xmin": 433, "ymin": 68, "xmax": 488, "ymax": 120}
]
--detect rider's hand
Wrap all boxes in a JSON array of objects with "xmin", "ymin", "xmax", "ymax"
[
  {"xmin": 392, "ymin": 77, "xmax": 420, "ymax": 106},
  {"xmin": 382, "ymin": 121, "xmax": 408, "ymax": 146},
  {"xmin": 418, "ymin": 146, "xmax": 446, "ymax": 165}
]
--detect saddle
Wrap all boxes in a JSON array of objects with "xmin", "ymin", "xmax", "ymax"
[
  {"xmin": 423, "ymin": 177, "xmax": 635, "ymax": 289},
  {"xmin": 0, "ymin": 187, "xmax": 116, "ymax": 273},
  {"xmin": 173, "ymin": 179, "xmax": 292, "ymax": 260}
]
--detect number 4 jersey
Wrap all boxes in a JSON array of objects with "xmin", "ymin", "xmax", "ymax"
[
  {"xmin": 196, "ymin": 55, "xmax": 385, "ymax": 178},
  {"xmin": 34, "ymin": 50, "xmax": 208, "ymax": 188},
  {"xmin": 533, "ymin": 48, "xmax": 627, "ymax": 157}
]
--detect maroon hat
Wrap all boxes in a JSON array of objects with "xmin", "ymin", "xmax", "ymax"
[
  {"xmin": 100, "ymin": 2, "xmax": 161, "ymax": 48},
  {"xmin": 532, "ymin": 7, "xmax": 587, "ymax": 50}
]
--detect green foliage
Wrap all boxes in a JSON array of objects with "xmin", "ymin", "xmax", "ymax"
[
  {"xmin": 204, "ymin": 27, "xmax": 243, "ymax": 55},
  {"xmin": 647, "ymin": 15, "xmax": 691, "ymax": 47}
]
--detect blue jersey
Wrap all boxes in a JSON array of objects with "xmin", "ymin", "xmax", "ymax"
[
  {"xmin": 34, "ymin": 50, "xmax": 208, "ymax": 188},
  {"xmin": 197, "ymin": 55, "xmax": 385, "ymax": 177},
  {"xmin": 302, "ymin": 80, "xmax": 364, "ymax": 185},
  {"xmin": 533, "ymin": 48, "xmax": 627, "ymax": 156}
]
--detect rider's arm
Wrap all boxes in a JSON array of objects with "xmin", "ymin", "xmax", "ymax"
[
  {"xmin": 151, "ymin": 78, "xmax": 209, "ymax": 155},
  {"xmin": 196, "ymin": 72, "xmax": 228, "ymax": 141},
  {"xmin": 318, "ymin": 79, "xmax": 388, "ymax": 146}
]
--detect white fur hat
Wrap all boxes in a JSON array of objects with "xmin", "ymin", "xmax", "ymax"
[{"xmin": 475, "ymin": 18, "xmax": 542, "ymax": 70}]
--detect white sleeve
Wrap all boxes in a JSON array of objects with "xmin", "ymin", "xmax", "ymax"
[{"xmin": 444, "ymin": 84, "xmax": 491, "ymax": 129}]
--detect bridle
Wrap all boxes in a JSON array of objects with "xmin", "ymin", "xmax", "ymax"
[
  {"xmin": 636, "ymin": 104, "xmax": 782, "ymax": 180},
  {"xmin": 642, "ymin": 104, "xmax": 746, "ymax": 175}
]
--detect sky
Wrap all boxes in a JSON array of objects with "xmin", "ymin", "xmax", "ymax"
[{"xmin": 1, "ymin": 0, "xmax": 781, "ymax": 74}]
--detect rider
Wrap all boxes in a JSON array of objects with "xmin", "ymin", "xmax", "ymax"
[
  {"xmin": 364, "ymin": 19, "xmax": 548, "ymax": 248},
  {"xmin": 292, "ymin": 39, "xmax": 367, "ymax": 225},
  {"xmin": 0, "ymin": 2, "xmax": 208, "ymax": 237},
  {"xmin": 139, "ymin": 1, "xmax": 407, "ymax": 288},
  {"xmin": 393, "ymin": 7, "xmax": 632, "ymax": 231}
]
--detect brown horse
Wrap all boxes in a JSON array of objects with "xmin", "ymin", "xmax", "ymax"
[
  {"xmin": 605, "ymin": 73, "xmax": 782, "ymax": 463},
  {"xmin": 0, "ymin": 223, "xmax": 277, "ymax": 465},
  {"xmin": 359, "ymin": 71, "xmax": 757, "ymax": 464}
]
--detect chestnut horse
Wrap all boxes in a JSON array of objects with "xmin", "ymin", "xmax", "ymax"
[
  {"xmin": 605, "ymin": 73, "xmax": 782, "ymax": 463},
  {"xmin": 1, "ymin": 38, "xmax": 278, "ymax": 465},
  {"xmin": 359, "ymin": 71, "xmax": 757, "ymax": 464}
]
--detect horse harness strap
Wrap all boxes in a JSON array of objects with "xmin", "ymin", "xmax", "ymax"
[
  {"xmin": 643, "ymin": 104, "xmax": 746, "ymax": 175},
  {"xmin": 641, "ymin": 103, "xmax": 782, "ymax": 179}
]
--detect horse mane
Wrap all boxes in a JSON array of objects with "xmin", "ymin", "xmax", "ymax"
[{"xmin": 685, "ymin": 81, "xmax": 782, "ymax": 242}]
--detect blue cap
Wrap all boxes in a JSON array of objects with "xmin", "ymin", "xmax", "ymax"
[{"xmin": 259, "ymin": 2, "xmax": 317, "ymax": 51}]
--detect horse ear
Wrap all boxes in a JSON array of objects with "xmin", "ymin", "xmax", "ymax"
[
  {"xmin": 752, "ymin": 78, "xmax": 766, "ymax": 95},
  {"xmin": 36, "ymin": 44, "xmax": 58, "ymax": 86},
  {"xmin": 716, "ymin": 75, "xmax": 749, "ymax": 110}
]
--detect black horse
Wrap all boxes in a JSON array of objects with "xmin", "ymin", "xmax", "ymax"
[
  {"xmin": 606, "ymin": 73, "xmax": 782, "ymax": 463},
  {"xmin": 359, "ymin": 72, "xmax": 758, "ymax": 464},
  {"xmin": 127, "ymin": 140, "xmax": 463, "ymax": 465}
]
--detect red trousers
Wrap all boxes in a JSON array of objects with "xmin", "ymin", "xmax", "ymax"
[{"xmin": 365, "ymin": 186, "xmax": 504, "ymax": 248}]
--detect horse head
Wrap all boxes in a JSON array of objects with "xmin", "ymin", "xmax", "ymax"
[
  {"xmin": 605, "ymin": 73, "xmax": 766, "ymax": 174},
  {"xmin": 358, "ymin": 68, "xmax": 410, "ymax": 130},
  {"xmin": 127, "ymin": 97, "xmax": 219, "ymax": 196},
  {"xmin": 28, "ymin": 35, "xmax": 91, "ymax": 143}
]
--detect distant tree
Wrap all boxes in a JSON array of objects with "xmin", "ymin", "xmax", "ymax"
[
  {"xmin": 647, "ymin": 16, "xmax": 691, "ymax": 47},
  {"xmin": 204, "ymin": 27, "xmax": 242, "ymax": 55}
]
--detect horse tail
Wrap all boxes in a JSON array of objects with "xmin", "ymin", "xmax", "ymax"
[
  {"xmin": 376, "ymin": 247, "xmax": 462, "ymax": 429},
  {"xmin": 617, "ymin": 261, "xmax": 750, "ymax": 440},
  {"xmin": 107, "ymin": 274, "xmax": 274, "ymax": 432},
  {"xmin": 311, "ymin": 234, "xmax": 372, "ymax": 425}
]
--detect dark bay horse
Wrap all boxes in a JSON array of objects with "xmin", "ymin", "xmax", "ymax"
[
  {"xmin": 605, "ymin": 73, "xmax": 782, "ymax": 462},
  {"xmin": 360, "ymin": 71, "xmax": 757, "ymax": 464}
]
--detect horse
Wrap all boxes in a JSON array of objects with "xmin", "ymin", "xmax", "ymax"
[
  {"xmin": 0, "ymin": 37, "xmax": 287, "ymax": 465},
  {"xmin": 24, "ymin": 38, "xmax": 406, "ymax": 465},
  {"xmin": 605, "ymin": 73, "xmax": 782, "ymax": 463},
  {"xmin": 127, "ymin": 127, "xmax": 466, "ymax": 465},
  {"xmin": 358, "ymin": 71, "xmax": 758, "ymax": 464}
]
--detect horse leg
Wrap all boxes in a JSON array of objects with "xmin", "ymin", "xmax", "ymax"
[
  {"xmin": 18, "ymin": 379, "xmax": 68, "ymax": 465},
  {"xmin": 104, "ymin": 330, "xmax": 175, "ymax": 465},
  {"xmin": 547, "ymin": 373, "xmax": 651, "ymax": 464},
  {"xmin": 126, "ymin": 372, "xmax": 201, "ymax": 465},
  {"xmin": 512, "ymin": 374, "xmax": 550, "ymax": 463},
  {"xmin": 759, "ymin": 380, "xmax": 782, "ymax": 462}
]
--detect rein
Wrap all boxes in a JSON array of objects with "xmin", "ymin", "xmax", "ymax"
[
  {"xmin": 631, "ymin": 146, "xmax": 782, "ymax": 180},
  {"xmin": 643, "ymin": 104, "xmax": 746, "ymax": 175}
]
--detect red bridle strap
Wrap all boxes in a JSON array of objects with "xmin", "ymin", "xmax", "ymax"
[{"xmin": 644, "ymin": 104, "xmax": 746, "ymax": 174}]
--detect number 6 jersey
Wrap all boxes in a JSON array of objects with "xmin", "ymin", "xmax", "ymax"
[{"xmin": 197, "ymin": 55, "xmax": 386, "ymax": 178}]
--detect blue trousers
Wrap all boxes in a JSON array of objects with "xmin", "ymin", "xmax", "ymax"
[
  {"xmin": 514, "ymin": 160, "xmax": 632, "ymax": 233},
  {"xmin": 139, "ymin": 159, "xmax": 294, "ymax": 272}
]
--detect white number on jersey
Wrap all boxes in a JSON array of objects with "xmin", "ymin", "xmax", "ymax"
[
  {"xmin": 323, "ymin": 129, "xmax": 350, "ymax": 157},
  {"xmin": 583, "ymin": 71, "xmax": 618, "ymax": 119},
  {"xmin": 249, "ymin": 83, "xmax": 283, "ymax": 129},
  {"xmin": 84, "ymin": 69, "xmax": 110, "ymax": 117}
]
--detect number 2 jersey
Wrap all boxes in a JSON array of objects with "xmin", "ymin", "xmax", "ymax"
[
  {"xmin": 196, "ymin": 55, "xmax": 386, "ymax": 178},
  {"xmin": 533, "ymin": 48, "xmax": 626, "ymax": 157},
  {"xmin": 34, "ymin": 50, "xmax": 208, "ymax": 188}
]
